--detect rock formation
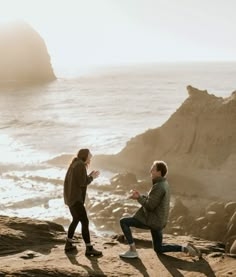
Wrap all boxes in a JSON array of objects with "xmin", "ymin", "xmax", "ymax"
[
  {"xmin": 87, "ymin": 173, "xmax": 236, "ymax": 253},
  {"xmin": 0, "ymin": 215, "xmax": 235, "ymax": 276},
  {"xmin": 0, "ymin": 21, "xmax": 56, "ymax": 83},
  {"xmin": 94, "ymin": 86, "xmax": 236, "ymax": 200}
]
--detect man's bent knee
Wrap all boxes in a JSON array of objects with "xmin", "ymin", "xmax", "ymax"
[{"xmin": 120, "ymin": 217, "xmax": 131, "ymax": 226}]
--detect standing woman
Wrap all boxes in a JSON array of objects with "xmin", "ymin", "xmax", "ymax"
[{"xmin": 64, "ymin": 148, "xmax": 102, "ymax": 256}]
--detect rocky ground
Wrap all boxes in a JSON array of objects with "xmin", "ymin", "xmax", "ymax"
[
  {"xmin": 86, "ymin": 173, "xmax": 236, "ymax": 256},
  {"xmin": 0, "ymin": 215, "xmax": 236, "ymax": 277}
]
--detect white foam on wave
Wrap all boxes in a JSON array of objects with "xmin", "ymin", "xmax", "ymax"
[
  {"xmin": 0, "ymin": 133, "xmax": 50, "ymax": 165},
  {"xmin": 0, "ymin": 175, "xmax": 60, "ymax": 207}
]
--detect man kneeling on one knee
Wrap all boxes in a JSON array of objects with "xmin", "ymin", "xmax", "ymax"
[{"xmin": 119, "ymin": 160, "xmax": 201, "ymax": 259}]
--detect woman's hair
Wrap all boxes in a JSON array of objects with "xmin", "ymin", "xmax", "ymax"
[{"xmin": 77, "ymin": 148, "xmax": 90, "ymax": 162}]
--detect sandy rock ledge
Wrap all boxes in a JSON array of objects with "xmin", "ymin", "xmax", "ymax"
[{"xmin": 0, "ymin": 216, "xmax": 236, "ymax": 276}]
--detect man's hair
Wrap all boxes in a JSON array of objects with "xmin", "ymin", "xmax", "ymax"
[{"xmin": 154, "ymin": 160, "xmax": 168, "ymax": 177}]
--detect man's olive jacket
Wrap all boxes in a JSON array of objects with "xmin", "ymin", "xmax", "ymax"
[{"xmin": 134, "ymin": 176, "xmax": 170, "ymax": 230}]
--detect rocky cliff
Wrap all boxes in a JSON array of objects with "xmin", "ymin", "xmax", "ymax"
[
  {"xmin": 0, "ymin": 21, "xmax": 56, "ymax": 82},
  {"xmin": 94, "ymin": 86, "xmax": 236, "ymax": 200}
]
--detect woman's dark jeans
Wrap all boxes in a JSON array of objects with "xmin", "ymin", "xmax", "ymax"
[
  {"xmin": 68, "ymin": 201, "xmax": 90, "ymax": 244},
  {"xmin": 120, "ymin": 216, "xmax": 182, "ymax": 253}
]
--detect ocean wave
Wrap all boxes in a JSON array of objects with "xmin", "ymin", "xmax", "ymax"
[
  {"xmin": 0, "ymin": 119, "xmax": 20, "ymax": 129},
  {"xmin": 0, "ymin": 118, "xmax": 81, "ymax": 132},
  {"xmin": 2, "ymin": 195, "xmax": 53, "ymax": 210},
  {"xmin": 0, "ymin": 159, "xmax": 51, "ymax": 173},
  {"xmin": 43, "ymin": 153, "xmax": 73, "ymax": 167},
  {"xmin": 4, "ymin": 172, "xmax": 64, "ymax": 185}
]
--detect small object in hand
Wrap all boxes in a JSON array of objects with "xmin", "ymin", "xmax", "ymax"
[
  {"xmin": 128, "ymin": 189, "xmax": 139, "ymax": 199},
  {"xmin": 128, "ymin": 189, "xmax": 134, "ymax": 198}
]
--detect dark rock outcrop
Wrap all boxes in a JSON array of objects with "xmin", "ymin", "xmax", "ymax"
[
  {"xmin": 0, "ymin": 215, "xmax": 64, "ymax": 256},
  {"xmin": 0, "ymin": 21, "xmax": 56, "ymax": 83}
]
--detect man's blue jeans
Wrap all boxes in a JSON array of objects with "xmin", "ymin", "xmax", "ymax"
[{"xmin": 120, "ymin": 216, "xmax": 182, "ymax": 253}]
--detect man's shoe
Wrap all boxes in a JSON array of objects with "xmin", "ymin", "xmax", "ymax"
[
  {"xmin": 119, "ymin": 250, "xmax": 139, "ymax": 259},
  {"xmin": 64, "ymin": 241, "xmax": 77, "ymax": 252},
  {"xmin": 85, "ymin": 246, "xmax": 103, "ymax": 257},
  {"xmin": 186, "ymin": 243, "xmax": 201, "ymax": 257}
]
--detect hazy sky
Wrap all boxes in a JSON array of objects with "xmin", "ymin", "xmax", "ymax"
[{"xmin": 0, "ymin": 0, "xmax": 235, "ymax": 76}]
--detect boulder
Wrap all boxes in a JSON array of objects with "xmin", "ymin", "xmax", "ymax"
[
  {"xmin": 112, "ymin": 207, "xmax": 124, "ymax": 217},
  {"xmin": 230, "ymin": 240, "xmax": 236, "ymax": 254},
  {"xmin": 225, "ymin": 235, "xmax": 236, "ymax": 253},
  {"xmin": 225, "ymin": 223, "xmax": 236, "ymax": 242},
  {"xmin": 205, "ymin": 202, "xmax": 225, "ymax": 215},
  {"xmin": 169, "ymin": 199, "xmax": 189, "ymax": 220},
  {"xmin": 195, "ymin": 216, "xmax": 208, "ymax": 227},
  {"xmin": 228, "ymin": 211, "xmax": 236, "ymax": 229},
  {"xmin": 205, "ymin": 211, "xmax": 218, "ymax": 223},
  {"xmin": 225, "ymin": 202, "xmax": 236, "ymax": 217},
  {"xmin": 110, "ymin": 172, "xmax": 137, "ymax": 190}
]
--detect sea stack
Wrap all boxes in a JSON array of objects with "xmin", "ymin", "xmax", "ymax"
[{"xmin": 0, "ymin": 21, "xmax": 56, "ymax": 82}]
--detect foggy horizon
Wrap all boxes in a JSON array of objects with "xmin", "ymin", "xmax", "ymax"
[{"xmin": 1, "ymin": 0, "xmax": 236, "ymax": 77}]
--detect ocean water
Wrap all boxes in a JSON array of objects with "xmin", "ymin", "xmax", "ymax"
[{"xmin": 0, "ymin": 62, "xmax": 235, "ymax": 232}]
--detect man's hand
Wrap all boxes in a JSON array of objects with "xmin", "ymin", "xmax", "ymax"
[
  {"xmin": 128, "ymin": 189, "xmax": 140, "ymax": 200},
  {"xmin": 89, "ymin": 170, "xmax": 100, "ymax": 179}
]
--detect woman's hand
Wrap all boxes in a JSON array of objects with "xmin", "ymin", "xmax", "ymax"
[{"xmin": 90, "ymin": 170, "xmax": 100, "ymax": 179}]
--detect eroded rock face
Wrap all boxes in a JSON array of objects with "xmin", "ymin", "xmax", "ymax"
[
  {"xmin": 94, "ymin": 86, "xmax": 236, "ymax": 199},
  {"xmin": 0, "ymin": 21, "xmax": 56, "ymax": 82},
  {"xmin": 96, "ymin": 86, "xmax": 236, "ymax": 171}
]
